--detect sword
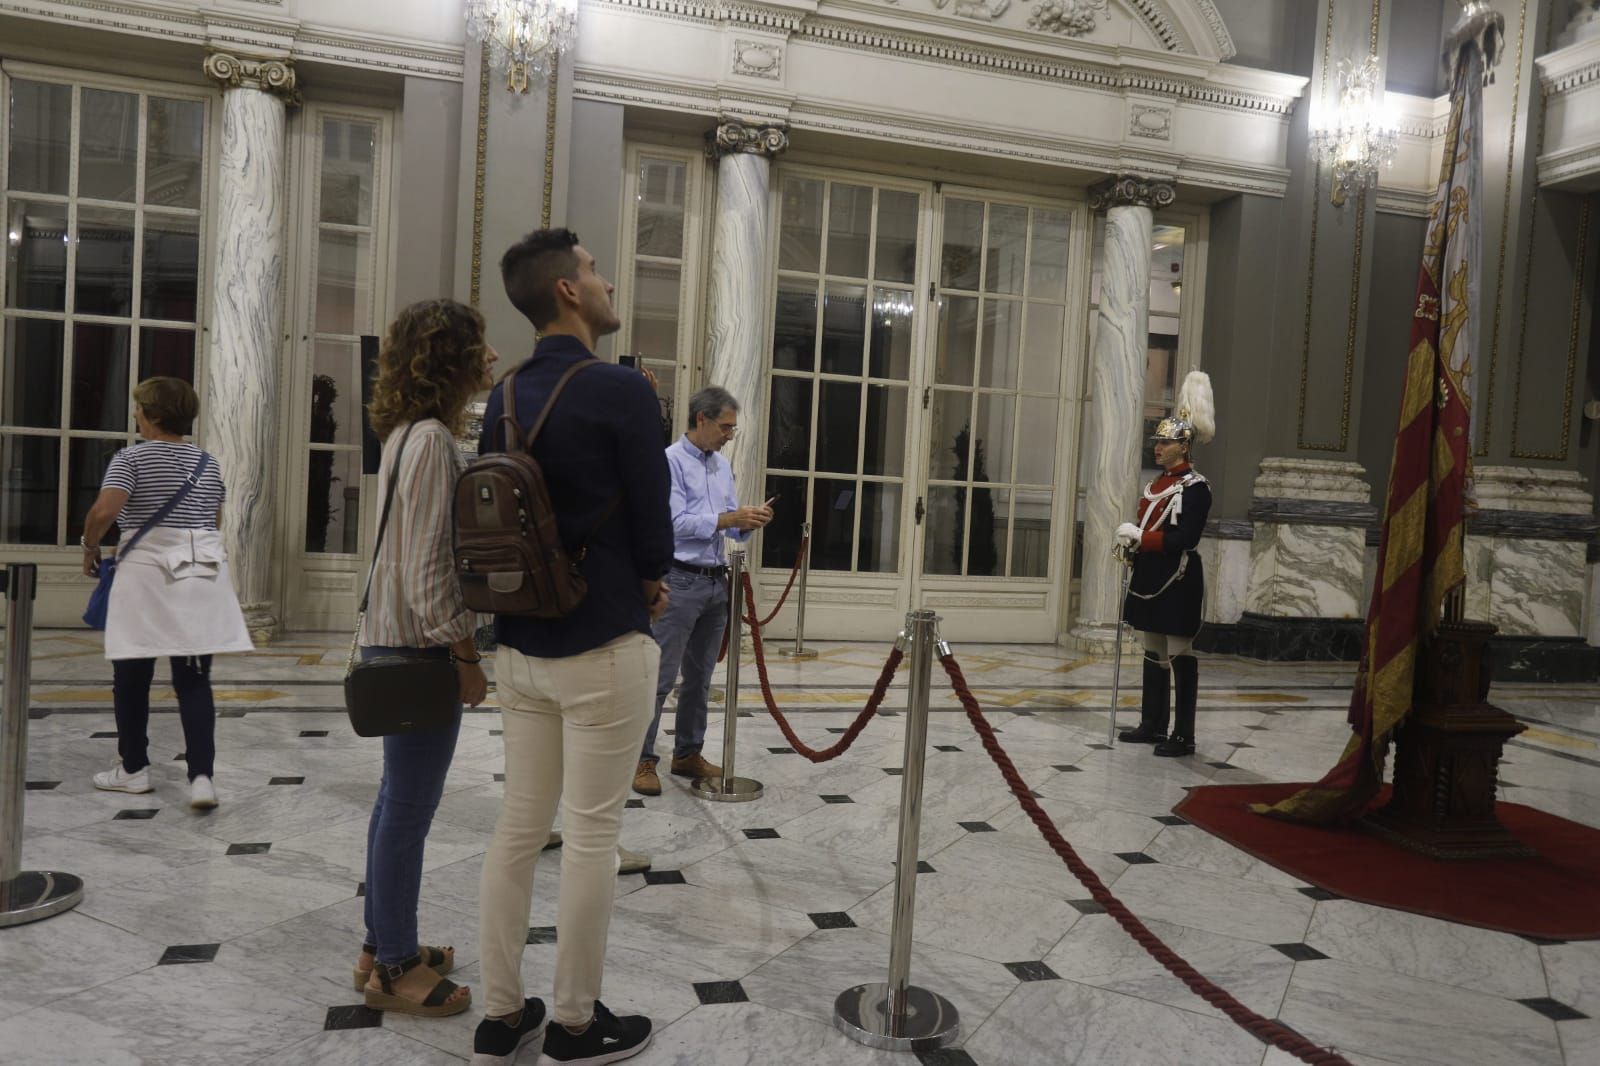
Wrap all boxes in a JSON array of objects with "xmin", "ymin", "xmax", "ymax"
[{"xmin": 1107, "ymin": 545, "xmax": 1134, "ymax": 745}]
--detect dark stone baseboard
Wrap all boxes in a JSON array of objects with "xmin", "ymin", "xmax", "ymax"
[{"xmin": 1195, "ymin": 616, "xmax": 1600, "ymax": 683}]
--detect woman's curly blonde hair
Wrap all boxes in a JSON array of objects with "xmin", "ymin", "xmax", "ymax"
[{"xmin": 368, "ymin": 299, "xmax": 488, "ymax": 439}]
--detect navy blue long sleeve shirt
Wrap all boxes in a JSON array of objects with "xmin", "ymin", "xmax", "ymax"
[{"xmin": 478, "ymin": 334, "xmax": 674, "ymax": 658}]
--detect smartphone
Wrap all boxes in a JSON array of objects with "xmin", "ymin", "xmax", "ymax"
[
  {"xmin": 618, "ymin": 355, "xmax": 639, "ymax": 369},
  {"xmin": 763, "ymin": 494, "xmax": 780, "ymax": 508}
]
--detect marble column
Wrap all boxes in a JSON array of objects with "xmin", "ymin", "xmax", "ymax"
[
  {"xmin": 1071, "ymin": 175, "xmax": 1173, "ymax": 648},
  {"xmin": 704, "ymin": 119, "xmax": 788, "ymax": 504},
  {"xmin": 202, "ymin": 53, "xmax": 297, "ymax": 643}
]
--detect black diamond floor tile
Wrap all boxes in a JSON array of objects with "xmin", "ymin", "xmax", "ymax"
[
  {"xmin": 1206, "ymin": 761, "xmax": 1236, "ymax": 770},
  {"xmin": 877, "ymin": 710, "xmax": 900, "ymax": 718},
  {"xmin": 1115, "ymin": 852, "xmax": 1159, "ymax": 864},
  {"xmin": 916, "ymin": 1048, "xmax": 979, "ymax": 1066},
  {"xmin": 324, "ymin": 1005, "xmax": 383, "ymax": 1030},
  {"xmin": 527, "ymin": 926, "xmax": 558, "ymax": 945},
  {"xmin": 737, "ymin": 711, "xmax": 754, "ymax": 718},
  {"xmin": 1297, "ymin": 886, "xmax": 1342, "ymax": 901},
  {"xmin": 356, "ymin": 882, "xmax": 366, "ymax": 897},
  {"xmin": 91, "ymin": 731, "xmax": 118, "ymax": 739},
  {"xmin": 809, "ymin": 911, "xmax": 856, "ymax": 930},
  {"xmin": 1068, "ymin": 899, "xmax": 1107, "ymax": 915},
  {"xmin": 918, "ymin": 860, "xmax": 935, "ymax": 874},
  {"xmin": 1152, "ymin": 815, "xmax": 1188, "ymax": 826},
  {"xmin": 226, "ymin": 842, "xmax": 271, "ymax": 856},
  {"xmin": 114, "ymin": 809, "xmax": 159, "ymax": 820},
  {"xmin": 1052, "ymin": 764, "xmax": 1083, "ymax": 773},
  {"xmin": 1003, "ymin": 960, "xmax": 1061, "ymax": 982},
  {"xmin": 625, "ymin": 798, "xmax": 645, "ymax": 809},
  {"xmin": 27, "ymin": 707, "xmax": 50, "ymax": 719},
  {"xmin": 1518, "ymin": 997, "xmax": 1589, "ymax": 1022},
  {"xmin": 268, "ymin": 776, "xmax": 304, "ymax": 786},
  {"xmin": 1244, "ymin": 725, "xmax": 1270, "ymax": 731},
  {"xmin": 693, "ymin": 980, "xmax": 749, "ymax": 1005},
  {"xmin": 883, "ymin": 767, "xmax": 904, "ymax": 776},
  {"xmin": 1519, "ymin": 934, "xmax": 1567, "ymax": 947},
  {"xmin": 1010, "ymin": 709, "xmax": 1036, "ymax": 717},
  {"xmin": 493, "ymin": 773, "xmax": 505, "ymax": 782},
  {"xmin": 767, "ymin": 746, "xmax": 796, "ymax": 754},
  {"xmin": 643, "ymin": 870, "xmax": 686, "ymax": 886},
  {"xmin": 958, "ymin": 821, "xmax": 996, "ymax": 833},
  {"xmin": 159, "ymin": 943, "xmax": 220, "ymax": 965},
  {"xmin": 218, "ymin": 709, "xmax": 248, "ymax": 719},
  {"xmin": 490, "ymin": 729, "xmax": 503, "ymax": 736},
  {"xmin": 935, "ymin": 745, "xmax": 962, "ymax": 752},
  {"xmin": 24, "ymin": 781, "xmax": 60, "ymax": 791},
  {"xmin": 743, "ymin": 827, "xmax": 781, "ymax": 840},
  {"xmin": 1272, "ymin": 943, "xmax": 1330, "ymax": 962},
  {"xmin": 1086, "ymin": 743, "xmax": 1112, "ymax": 750},
  {"xmin": 820, "ymin": 794, "xmax": 854, "ymax": 804},
  {"xmin": 826, "ymin": 727, "xmax": 849, "ymax": 734},
  {"xmin": 299, "ymin": 730, "xmax": 329, "ymax": 738}
]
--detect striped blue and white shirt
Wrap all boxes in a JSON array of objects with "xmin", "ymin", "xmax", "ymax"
[{"xmin": 101, "ymin": 441, "xmax": 225, "ymax": 532}]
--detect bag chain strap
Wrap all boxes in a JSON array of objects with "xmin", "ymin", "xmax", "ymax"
[{"xmin": 348, "ymin": 422, "xmax": 418, "ymax": 672}]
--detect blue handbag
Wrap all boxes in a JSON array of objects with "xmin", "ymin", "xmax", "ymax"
[{"xmin": 83, "ymin": 453, "xmax": 212, "ymax": 630}]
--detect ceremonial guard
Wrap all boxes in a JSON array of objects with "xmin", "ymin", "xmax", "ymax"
[{"xmin": 1115, "ymin": 371, "xmax": 1214, "ymax": 757}]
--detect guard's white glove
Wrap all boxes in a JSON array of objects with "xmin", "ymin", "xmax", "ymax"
[{"xmin": 1115, "ymin": 522, "xmax": 1142, "ymax": 549}]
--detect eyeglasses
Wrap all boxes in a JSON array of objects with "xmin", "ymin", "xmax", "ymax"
[{"xmin": 715, "ymin": 421, "xmax": 738, "ymax": 436}]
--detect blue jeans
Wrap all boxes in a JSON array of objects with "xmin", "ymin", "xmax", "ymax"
[
  {"xmin": 641, "ymin": 568, "xmax": 727, "ymax": 762},
  {"xmin": 361, "ymin": 645, "xmax": 463, "ymax": 965}
]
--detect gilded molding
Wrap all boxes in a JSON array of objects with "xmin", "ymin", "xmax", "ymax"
[
  {"xmin": 470, "ymin": 47, "xmax": 490, "ymax": 309},
  {"xmin": 1483, "ymin": 0, "xmax": 1530, "ymax": 458},
  {"xmin": 202, "ymin": 51, "xmax": 300, "ymax": 103},
  {"xmin": 1509, "ymin": 199, "xmax": 1590, "ymax": 461},
  {"xmin": 1087, "ymin": 173, "xmax": 1175, "ymax": 210},
  {"xmin": 705, "ymin": 118, "xmax": 790, "ymax": 159},
  {"xmin": 542, "ymin": 55, "xmax": 560, "ymax": 229}
]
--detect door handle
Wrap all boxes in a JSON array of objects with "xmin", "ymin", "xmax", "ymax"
[{"xmin": 915, "ymin": 496, "xmax": 925, "ymax": 525}]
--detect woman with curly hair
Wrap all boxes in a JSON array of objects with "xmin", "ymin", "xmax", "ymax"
[{"xmin": 352, "ymin": 298, "xmax": 496, "ymax": 1018}]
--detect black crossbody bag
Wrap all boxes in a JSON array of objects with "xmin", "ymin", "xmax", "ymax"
[{"xmin": 343, "ymin": 422, "xmax": 462, "ymax": 737}]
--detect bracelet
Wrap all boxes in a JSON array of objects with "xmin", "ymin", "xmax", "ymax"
[{"xmin": 453, "ymin": 653, "xmax": 482, "ymax": 664}]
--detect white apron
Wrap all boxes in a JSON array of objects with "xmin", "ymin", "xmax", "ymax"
[{"xmin": 104, "ymin": 527, "xmax": 255, "ymax": 661}]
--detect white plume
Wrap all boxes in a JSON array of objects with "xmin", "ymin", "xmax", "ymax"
[{"xmin": 1177, "ymin": 371, "xmax": 1215, "ymax": 445}]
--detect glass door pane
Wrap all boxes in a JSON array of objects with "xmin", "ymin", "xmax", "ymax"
[
  {"xmin": 923, "ymin": 196, "xmax": 1071, "ymax": 580},
  {"xmin": 763, "ymin": 177, "xmax": 919, "ymax": 575}
]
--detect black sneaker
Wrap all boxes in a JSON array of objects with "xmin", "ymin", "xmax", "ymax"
[
  {"xmin": 537, "ymin": 1000, "xmax": 652, "ymax": 1065},
  {"xmin": 471, "ymin": 997, "xmax": 547, "ymax": 1065}
]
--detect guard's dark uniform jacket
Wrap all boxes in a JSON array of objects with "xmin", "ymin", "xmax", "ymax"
[{"xmin": 1123, "ymin": 462, "xmax": 1211, "ymax": 637}]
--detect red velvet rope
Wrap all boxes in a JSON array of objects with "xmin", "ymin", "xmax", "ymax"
[
  {"xmin": 939, "ymin": 653, "xmax": 1354, "ymax": 1066},
  {"xmin": 739, "ymin": 572, "xmax": 903, "ymax": 763},
  {"xmin": 716, "ymin": 537, "xmax": 809, "ymax": 663}
]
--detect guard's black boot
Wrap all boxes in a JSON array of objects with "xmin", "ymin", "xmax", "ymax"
[
  {"xmin": 1119, "ymin": 652, "xmax": 1169, "ymax": 744},
  {"xmin": 1153, "ymin": 654, "xmax": 1197, "ymax": 757}
]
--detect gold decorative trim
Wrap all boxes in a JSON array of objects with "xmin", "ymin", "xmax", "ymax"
[
  {"xmin": 1509, "ymin": 198, "xmax": 1590, "ymax": 461},
  {"xmin": 1481, "ymin": 0, "xmax": 1529, "ymax": 457},
  {"xmin": 542, "ymin": 52, "xmax": 559, "ymax": 228},
  {"xmin": 470, "ymin": 47, "xmax": 490, "ymax": 308}
]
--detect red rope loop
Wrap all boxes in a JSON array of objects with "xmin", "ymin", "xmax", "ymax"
[
  {"xmin": 938, "ymin": 653, "xmax": 1354, "ymax": 1066},
  {"xmin": 740, "ymin": 572, "xmax": 902, "ymax": 763},
  {"xmin": 717, "ymin": 536, "xmax": 810, "ymax": 663}
]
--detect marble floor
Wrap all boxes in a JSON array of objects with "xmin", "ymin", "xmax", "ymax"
[{"xmin": 3, "ymin": 630, "xmax": 1599, "ymax": 1065}]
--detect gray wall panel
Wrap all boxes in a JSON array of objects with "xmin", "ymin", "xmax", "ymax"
[
  {"xmin": 563, "ymin": 99, "xmax": 626, "ymax": 361},
  {"xmin": 1213, "ymin": 0, "xmax": 1314, "ymax": 74},
  {"xmin": 1357, "ymin": 212, "xmax": 1427, "ymax": 506},
  {"xmin": 395, "ymin": 78, "xmax": 464, "ymax": 311}
]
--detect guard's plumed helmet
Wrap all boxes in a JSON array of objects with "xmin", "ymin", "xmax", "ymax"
[{"xmin": 1150, "ymin": 370, "xmax": 1216, "ymax": 446}]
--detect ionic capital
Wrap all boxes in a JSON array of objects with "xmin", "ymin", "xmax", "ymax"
[
  {"xmin": 203, "ymin": 52, "xmax": 301, "ymax": 105},
  {"xmin": 1088, "ymin": 174, "xmax": 1177, "ymax": 212},
  {"xmin": 705, "ymin": 118, "xmax": 789, "ymax": 160}
]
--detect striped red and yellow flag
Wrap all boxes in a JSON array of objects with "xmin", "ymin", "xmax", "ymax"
[{"xmin": 1253, "ymin": 53, "xmax": 1480, "ymax": 824}]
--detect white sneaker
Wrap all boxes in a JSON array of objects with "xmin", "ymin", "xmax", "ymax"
[
  {"xmin": 93, "ymin": 762, "xmax": 152, "ymax": 794},
  {"xmin": 189, "ymin": 775, "xmax": 218, "ymax": 810}
]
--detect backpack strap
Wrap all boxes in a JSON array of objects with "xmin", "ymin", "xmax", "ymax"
[{"xmin": 521, "ymin": 357, "xmax": 601, "ymax": 450}]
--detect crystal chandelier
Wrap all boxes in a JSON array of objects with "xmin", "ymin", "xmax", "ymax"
[
  {"xmin": 465, "ymin": 0, "xmax": 579, "ymax": 94},
  {"xmin": 1311, "ymin": 56, "xmax": 1398, "ymax": 207}
]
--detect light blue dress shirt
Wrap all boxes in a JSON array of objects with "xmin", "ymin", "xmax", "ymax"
[{"xmin": 667, "ymin": 435, "xmax": 751, "ymax": 566}]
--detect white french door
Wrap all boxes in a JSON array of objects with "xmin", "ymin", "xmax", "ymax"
[{"xmin": 754, "ymin": 167, "xmax": 1088, "ymax": 643}]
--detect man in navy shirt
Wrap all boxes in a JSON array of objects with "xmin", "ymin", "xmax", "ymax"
[{"xmin": 472, "ymin": 228, "xmax": 669, "ymax": 1066}]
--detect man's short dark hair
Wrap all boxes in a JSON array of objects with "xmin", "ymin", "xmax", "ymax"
[{"xmin": 501, "ymin": 228, "xmax": 581, "ymax": 330}]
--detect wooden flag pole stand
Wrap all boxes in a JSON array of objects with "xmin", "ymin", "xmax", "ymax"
[{"xmin": 1362, "ymin": 618, "xmax": 1534, "ymax": 860}]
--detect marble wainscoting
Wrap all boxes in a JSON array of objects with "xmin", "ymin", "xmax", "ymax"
[{"xmin": 1196, "ymin": 522, "xmax": 1251, "ymax": 626}]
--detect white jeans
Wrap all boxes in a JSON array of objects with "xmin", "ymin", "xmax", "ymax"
[{"xmin": 479, "ymin": 631, "xmax": 659, "ymax": 1023}]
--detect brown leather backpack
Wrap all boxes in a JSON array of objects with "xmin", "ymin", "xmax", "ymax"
[{"xmin": 453, "ymin": 358, "xmax": 618, "ymax": 617}]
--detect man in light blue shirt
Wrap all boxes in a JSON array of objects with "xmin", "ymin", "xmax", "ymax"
[{"xmin": 634, "ymin": 386, "xmax": 772, "ymax": 795}]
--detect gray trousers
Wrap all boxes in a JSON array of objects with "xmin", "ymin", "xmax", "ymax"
[{"xmin": 641, "ymin": 568, "xmax": 728, "ymax": 762}]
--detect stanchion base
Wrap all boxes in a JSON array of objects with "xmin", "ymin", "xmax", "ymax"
[
  {"xmin": 689, "ymin": 775, "xmax": 764, "ymax": 803},
  {"xmin": 0, "ymin": 871, "xmax": 84, "ymax": 928},
  {"xmin": 833, "ymin": 983, "xmax": 960, "ymax": 1051},
  {"xmin": 778, "ymin": 648, "xmax": 820, "ymax": 660}
]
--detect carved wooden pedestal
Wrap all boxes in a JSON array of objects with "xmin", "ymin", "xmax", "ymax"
[{"xmin": 1362, "ymin": 620, "xmax": 1534, "ymax": 860}]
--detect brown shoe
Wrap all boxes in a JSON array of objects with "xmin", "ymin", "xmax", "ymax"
[
  {"xmin": 670, "ymin": 751, "xmax": 722, "ymax": 780},
  {"xmin": 633, "ymin": 760, "xmax": 662, "ymax": 796}
]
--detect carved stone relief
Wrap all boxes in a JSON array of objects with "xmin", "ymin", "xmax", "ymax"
[
  {"xmin": 732, "ymin": 39, "xmax": 783, "ymax": 80},
  {"xmin": 1027, "ymin": 0, "xmax": 1109, "ymax": 37},
  {"xmin": 933, "ymin": 0, "xmax": 1012, "ymax": 21},
  {"xmin": 1129, "ymin": 103, "xmax": 1173, "ymax": 140}
]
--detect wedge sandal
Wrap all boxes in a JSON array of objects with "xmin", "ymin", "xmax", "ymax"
[
  {"xmin": 363, "ymin": 954, "xmax": 471, "ymax": 1018},
  {"xmin": 353, "ymin": 942, "xmax": 454, "ymax": 990}
]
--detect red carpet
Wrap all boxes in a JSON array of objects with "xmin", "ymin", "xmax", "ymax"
[{"xmin": 1175, "ymin": 783, "xmax": 1600, "ymax": 941}]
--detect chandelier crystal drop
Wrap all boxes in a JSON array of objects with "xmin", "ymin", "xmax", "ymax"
[
  {"xmin": 465, "ymin": 0, "xmax": 579, "ymax": 93},
  {"xmin": 1311, "ymin": 56, "xmax": 1399, "ymax": 207}
]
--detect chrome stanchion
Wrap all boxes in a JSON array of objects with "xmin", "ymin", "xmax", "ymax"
[
  {"xmin": 692, "ymin": 548, "xmax": 763, "ymax": 803},
  {"xmin": 834, "ymin": 608, "xmax": 960, "ymax": 1051},
  {"xmin": 779, "ymin": 523, "xmax": 818, "ymax": 661},
  {"xmin": 1108, "ymin": 548, "xmax": 1134, "ymax": 745},
  {"xmin": 1, "ymin": 564, "xmax": 85, "ymax": 927}
]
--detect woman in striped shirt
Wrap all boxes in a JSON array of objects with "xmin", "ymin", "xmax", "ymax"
[
  {"xmin": 79, "ymin": 376, "xmax": 252, "ymax": 811},
  {"xmin": 353, "ymin": 298, "xmax": 495, "ymax": 1019}
]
